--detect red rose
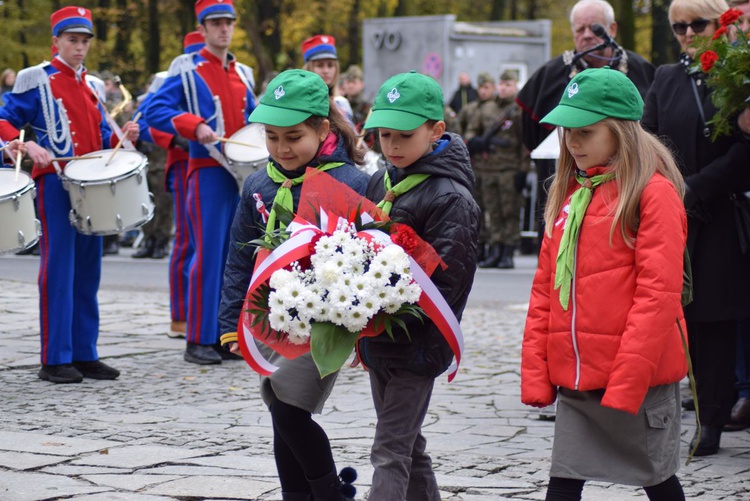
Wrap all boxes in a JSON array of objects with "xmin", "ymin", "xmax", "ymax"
[
  {"xmin": 712, "ymin": 26, "xmax": 727, "ymax": 40},
  {"xmin": 720, "ymin": 8, "xmax": 742, "ymax": 27},
  {"xmin": 700, "ymin": 50, "xmax": 720, "ymax": 72},
  {"xmin": 391, "ymin": 225, "xmax": 419, "ymax": 254}
]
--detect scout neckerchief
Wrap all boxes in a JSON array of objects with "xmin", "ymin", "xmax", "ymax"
[
  {"xmin": 376, "ymin": 170, "xmax": 430, "ymax": 215},
  {"xmin": 264, "ymin": 161, "xmax": 343, "ymax": 238},
  {"xmin": 554, "ymin": 171, "xmax": 614, "ymax": 310}
]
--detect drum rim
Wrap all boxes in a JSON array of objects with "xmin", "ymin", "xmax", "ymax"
[
  {"xmin": 0, "ymin": 175, "xmax": 35, "ymax": 200},
  {"xmin": 224, "ymin": 123, "xmax": 269, "ymax": 164},
  {"xmin": 63, "ymin": 149, "xmax": 147, "ymax": 182},
  {"xmin": 63, "ymin": 161, "xmax": 148, "ymax": 185}
]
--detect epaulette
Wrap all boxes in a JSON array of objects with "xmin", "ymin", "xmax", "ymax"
[
  {"xmin": 85, "ymin": 74, "xmax": 107, "ymax": 103},
  {"xmin": 167, "ymin": 53, "xmax": 197, "ymax": 78},
  {"xmin": 236, "ymin": 62, "xmax": 256, "ymax": 91},
  {"xmin": 12, "ymin": 62, "xmax": 51, "ymax": 94},
  {"xmin": 148, "ymin": 71, "xmax": 169, "ymax": 94}
]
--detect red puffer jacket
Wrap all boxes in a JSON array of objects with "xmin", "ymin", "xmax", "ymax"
[{"xmin": 521, "ymin": 167, "xmax": 688, "ymax": 415}]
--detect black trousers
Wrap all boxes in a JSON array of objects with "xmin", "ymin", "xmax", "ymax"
[{"xmin": 687, "ymin": 319, "xmax": 737, "ymax": 426}]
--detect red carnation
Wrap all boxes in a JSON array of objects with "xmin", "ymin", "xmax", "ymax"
[
  {"xmin": 391, "ymin": 225, "xmax": 419, "ymax": 254},
  {"xmin": 700, "ymin": 50, "xmax": 720, "ymax": 72},
  {"xmin": 712, "ymin": 26, "xmax": 727, "ymax": 40},
  {"xmin": 720, "ymin": 8, "xmax": 742, "ymax": 27}
]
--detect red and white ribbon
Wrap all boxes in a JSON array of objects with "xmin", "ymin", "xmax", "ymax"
[{"xmin": 237, "ymin": 209, "xmax": 465, "ymax": 380}]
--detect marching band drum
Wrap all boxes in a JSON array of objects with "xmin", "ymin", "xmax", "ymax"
[
  {"xmin": 0, "ymin": 169, "xmax": 41, "ymax": 255},
  {"xmin": 62, "ymin": 149, "xmax": 154, "ymax": 235},
  {"xmin": 223, "ymin": 123, "xmax": 269, "ymax": 189}
]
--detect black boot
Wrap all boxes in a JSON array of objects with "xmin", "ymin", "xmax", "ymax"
[
  {"xmin": 477, "ymin": 242, "xmax": 487, "ymax": 262},
  {"xmin": 307, "ymin": 467, "xmax": 356, "ymax": 501},
  {"xmin": 281, "ymin": 493, "xmax": 312, "ymax": 501},
  {"xmin": 496, "ymin": 245, "xmax": 516, "ymax": 269},
  {"xmin": 690, "ymin": 424, "xmax": 722, "ymax": 456},
  {"xmin": 132, "ymin": 236, "xmax": 155, "ymax": 259},
  {"xmin": 478, "ymin": 243, "xmax": 503, "ymax": 268},
  {"xmin": 151, "ymin": 238, "xmax": 169, "ymax": 259}
]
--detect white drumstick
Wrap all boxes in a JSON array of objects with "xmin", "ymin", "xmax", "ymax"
[
  {"xmin": 14, "ymin": 129, "xmax": 25, "ymax": 182},
  {"xmin": 53, "ymin": 155, "xmax": 103, "ymax": 162},
  {"xmin": 106, "ymin": 111, "xmax": 141, "ymax": 166},
  {"xmin": 217, "ymin": 136, "xmax": 264, "ymax": 149}
]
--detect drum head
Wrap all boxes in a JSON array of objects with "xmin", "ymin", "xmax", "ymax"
[
  {"xmin": 64, "ymin": 150, "xmax": 146, "ymax": 181},
  {"xmin": 224, "ymin": 124, "xmax": 269, "ymax": 164},
  {"xmin": 0, "ymin": 169, "xmax": 32, "ymax": 197}
]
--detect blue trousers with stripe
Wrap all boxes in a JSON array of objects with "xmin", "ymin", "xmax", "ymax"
[
  {"xmin": 37, "ymin": 174, "xmax": 102, "ymax": 365},
  {"xmin": 167, "ymin": 160, "xmax": 192, "ymax": 322},
  {"xmin": 186, "ymin": 166, "xmax": 239, "ymax": 345}
]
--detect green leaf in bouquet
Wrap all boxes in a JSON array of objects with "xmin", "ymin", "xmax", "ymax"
[
  {"xmin": 271, "ymin": 202, "xmax": 296, "ymax": 228},
  {"xmin": 310, "ymin": 322, "xmax": 359, "ymax": 378}
]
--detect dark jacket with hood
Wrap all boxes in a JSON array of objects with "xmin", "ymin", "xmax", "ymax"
[
  {"xmin": 358, "ymin": 132, "xmax": 481, "ymax": 377},
  {"xmin": 218, "ymin": 133, "xmax": 370, "ymax": 336}
]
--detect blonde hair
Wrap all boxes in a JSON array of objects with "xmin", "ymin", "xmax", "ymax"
[
  {"xmin": 544, "ymin": 119, "xmax": 685, "ymax": 246},
  {"xmin": 669, "ymin": 0, "xmax": 729, "ymax": 23},
  {"xmin": 303, "ymin": 59, "xmax": 341, "ymax": 94}
]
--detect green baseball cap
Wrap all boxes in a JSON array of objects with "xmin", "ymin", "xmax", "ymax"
[
  {"xmin": 364, "ymin": 71, "xmax": 444, "ymax": 131},
  {"xmin": 540, "ymin": 67, "xmax": 643, "ymax": 128},
  {"xmin": 249, "ymin": 69, "xmax": 329, "ymax": 127}
]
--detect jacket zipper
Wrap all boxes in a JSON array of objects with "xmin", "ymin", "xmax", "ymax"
[{"xmin": 571, "ymin": 241, "xmax": 582, "ymax": 390}]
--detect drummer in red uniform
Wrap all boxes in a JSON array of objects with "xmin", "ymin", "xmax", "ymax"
[
  {"xmin": 145, "ymin": 0, "xmax": 256, "ymax": 365},
  {"xmin": 0, "ymin": 6, "xmax": 139, "ymax": 383}
]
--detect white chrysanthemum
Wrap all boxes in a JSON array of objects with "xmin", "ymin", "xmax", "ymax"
[
  {"xmin": 269, "ymin": 269, "xmax": 295, "ymax": 290},
  {"xmin": 296, "ymin": 290, "xmax": 325, "ymax": 320},
  {"xmin": 342, "ymin": 305, "xmax": 370, "ymax": 333},
  {"xmin": 268, "ymin": 290, "xmax": 288, "ymax": 310},
  {"xmin": 350, "ymin": 276, "xmax": 375, "ymax": 299},
  {"xmin": 276, "ymin": 280, "xmax": 305, "ymax": 308},
  {"xmin": 383, "ymin": 301, "xmax": 401, "ymax": 314},
  {"xmin": 327, "ymin": 285, "xmax": 356, "ymax": 310},
  {"xmin": 287, "ymin": 327, "xmax": 310, "ymax": 345},
  {"xmin": 316, "ymin": 260, "xmax": 344, "ymax": 286},
  {"xmin": 365, "ymin": 262, "xmax": 390, "ymax": 284},
  {"xmin": 269, "ymin": 308, "xmax": 292, "ymax": 332}
]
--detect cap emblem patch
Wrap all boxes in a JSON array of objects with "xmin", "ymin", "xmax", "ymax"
[{"xmin": 387, "ymin": 88, "xmax": 400, "ymax": 103}]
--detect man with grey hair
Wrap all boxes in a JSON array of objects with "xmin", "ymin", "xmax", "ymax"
[{"xmin": 516, "ymin": 0, "xmax": 654, "ymax": 245}]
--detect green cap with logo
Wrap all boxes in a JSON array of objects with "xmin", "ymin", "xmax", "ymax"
[
  {"xmin": 249, "ymin": 69, "xmax": 329, "ymax": 127},
  {"xmin": 540, "ymin": 67, "xmax": 643, "ymax": 128},
  {"xmin": 364, "ymin": 71, "xmax": 444, "ymax": 131}
]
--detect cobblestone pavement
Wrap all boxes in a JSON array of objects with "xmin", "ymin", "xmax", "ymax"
[{"xmin": 1, "ymin": 258, "xmax": 749, "ymax": 500}]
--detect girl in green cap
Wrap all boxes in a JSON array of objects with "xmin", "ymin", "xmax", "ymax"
[
  {"xmin": 218, "ymin": 69, "xmax": 368, "ymax": 501},
  {"xmin": 522, "ymin": 67, "xmax": 688, "ymax": 500}
]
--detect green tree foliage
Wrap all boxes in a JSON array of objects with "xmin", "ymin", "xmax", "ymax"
[{"xmin": 0, "ymin": 0, "xmax": 674, "ymax": 96}]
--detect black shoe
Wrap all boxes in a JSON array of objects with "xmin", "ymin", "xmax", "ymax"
[
  {"xmin": 682, "ymin": 397, "xmax": 695, "ymax": 411},
  {"xmin": 496, "ymin": 245, "xmax": 516, "ymax": 269},
  {"xmin": 103, "ymin": 237, "xmax": 120, "ymax": 255},
  {"xmin": 73, "ymin": 360, "xmax": 120, "ymax": 380},
  {"xmin": 185, "ymin": 343, "xmax": 222, "ymax": 365},
  {"xmin": 690, "ymin": 425, "xmax": 722, "ymax": 456},
  {"xmin": 215, "ymin": 344, "xmax": 243, "ymax": 360},
  {"xmin": 478, "ymin": 243, "xmax": 503, "ymax": 268},
  {"xmin": 16, "ymin": 241, "xmax": 39, "ymax": 256},
  {"xmin": 38, "ymin": 364, "xmax": 83, "ymax": 384},
  {"xmin": 725, "ymin": 397, "xmax": 750, "ymax": 431},
  {"xmin": 151, "ymin": 240, "xmax": 168, "ymax": 259},
  {"xmin": 132, "ymin": 236, "xmax": 155, "ymax": 259}
]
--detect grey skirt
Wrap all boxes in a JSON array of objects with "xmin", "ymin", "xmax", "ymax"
[
  {"xmin": 550, "ymin": 382, "xmax": 681, "ymax": 487},
  {"xmin": 257, "ymin": 341, "xmax": 339, "ymax": 414}
]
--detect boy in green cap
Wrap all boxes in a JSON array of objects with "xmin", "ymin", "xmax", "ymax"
[{"xmin": 357, "ymin": 71, "xmax": 481, "ymax": 501}]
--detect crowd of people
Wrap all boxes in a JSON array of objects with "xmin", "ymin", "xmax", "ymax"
[{"xmin": 1, "ymin": 0, "xmax": 750, "ymax": 499}]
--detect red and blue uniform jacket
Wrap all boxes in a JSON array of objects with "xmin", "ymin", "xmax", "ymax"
[
  {"xmin": 144, "ymin": 48, "xmax": 256, "ymax": 177},
  {"xmin": 0, "ymin": 57, "xmax": 115, "ymax": 180}
]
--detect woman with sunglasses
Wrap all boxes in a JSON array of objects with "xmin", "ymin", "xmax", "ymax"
[{"xmin": 642, "ymin": 0, "xmax": 750, "ymax": 457}]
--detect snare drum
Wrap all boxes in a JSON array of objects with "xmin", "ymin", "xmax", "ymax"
[
  {"xmin": 0, "ymin": 170, "xmax": 40, "ymax": 255},
  {"xmin": 224, "ymin": 124, "xmax": 269, "ymax": 189},
  {"xmin": 63, "ymin": 150, "xmax": 154, "ymax": 235}
]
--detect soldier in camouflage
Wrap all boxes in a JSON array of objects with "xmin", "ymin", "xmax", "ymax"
[{"xmin": 464, "ymin": 70, "xmax": 529, "ymax": 269}]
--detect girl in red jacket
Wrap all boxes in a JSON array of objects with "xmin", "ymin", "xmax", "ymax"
[{"xmin": 521, "ymin": 67, "xmax": 688, "ymax": 501}]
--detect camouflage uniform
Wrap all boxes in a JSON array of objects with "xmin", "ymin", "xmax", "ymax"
[
  {"xmin": 464, "ymin": 95, "xmax": 529, "ymax": 266},
  {"xmin": 458, "ymin": 99, "xmax": 485, "ymax": 247}
]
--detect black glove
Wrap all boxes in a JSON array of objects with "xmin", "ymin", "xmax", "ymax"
[
  {"xmin": 170, "ymin": 135, "xmax": 190, "ymax": 152},
  {"xmin": 467, "ymin": 137, "xmax": 487, "ymax": 155},
  {"xmin": 513, "ymin": 171, "xmax": 528, "ymax": 192}
]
